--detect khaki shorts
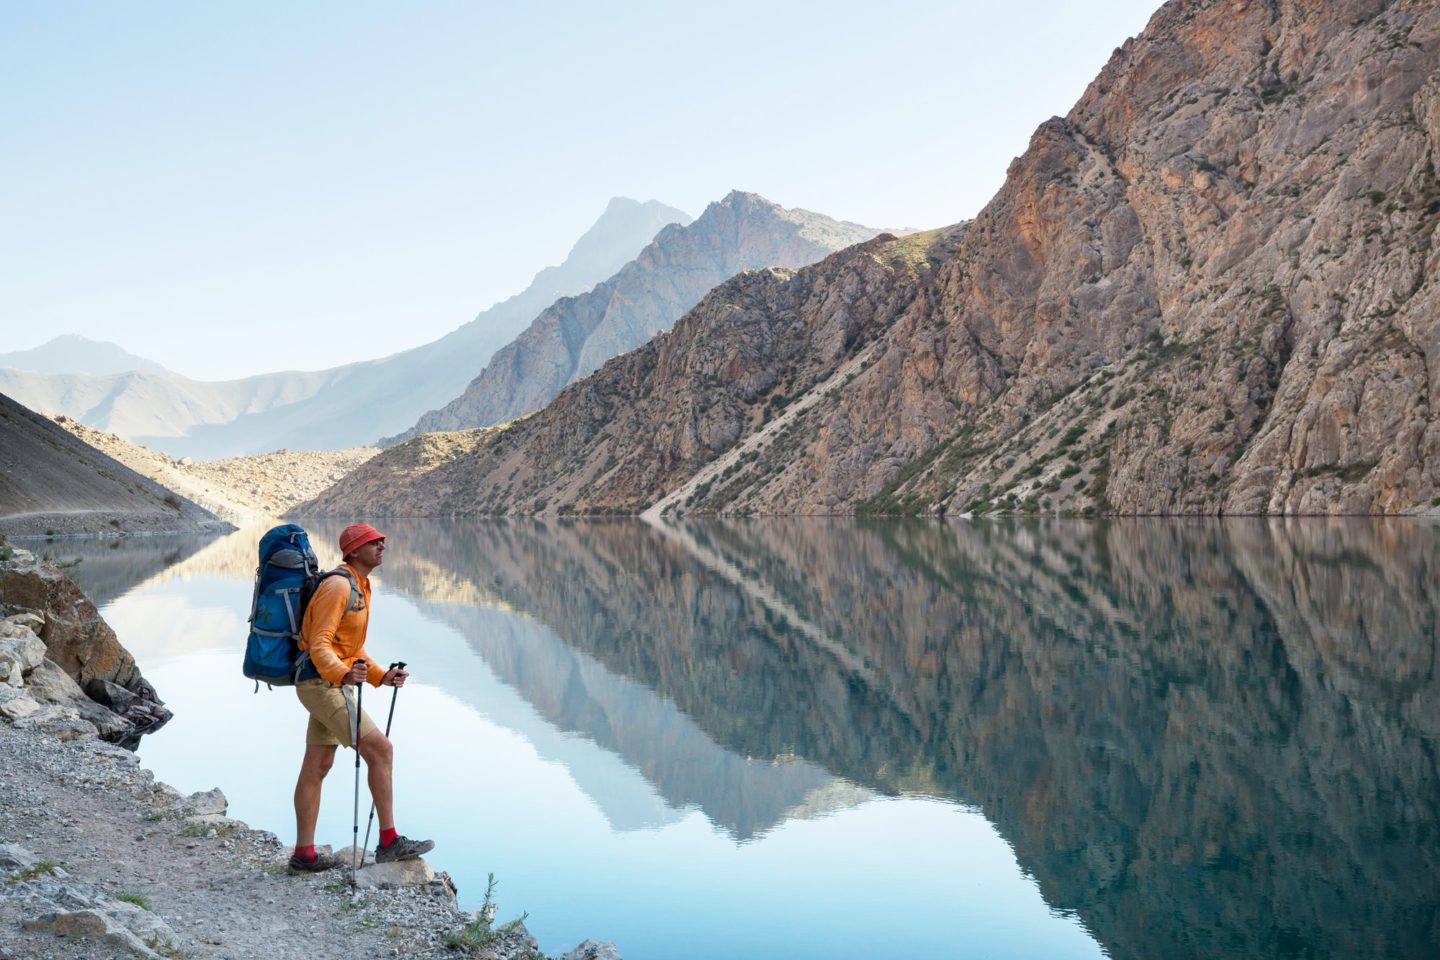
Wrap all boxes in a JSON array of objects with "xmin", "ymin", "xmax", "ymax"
[{"xmin": 296, "ymin": 678, "xmax": 378, "ymax": 748}]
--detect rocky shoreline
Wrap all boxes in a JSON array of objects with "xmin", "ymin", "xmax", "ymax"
[{"xmin": 0, "ymin": 543, "xmax": 620, "ymax": 960}]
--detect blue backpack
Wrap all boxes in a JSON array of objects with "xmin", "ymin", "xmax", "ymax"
[{"xmin": 243, "ymin": 524, "xmax": 359, "ymax": 689}]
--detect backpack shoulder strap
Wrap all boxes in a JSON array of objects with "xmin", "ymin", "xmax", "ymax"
[{"xmin": 333, "ymin": 568, "xmax": 364, "ymax": 613}]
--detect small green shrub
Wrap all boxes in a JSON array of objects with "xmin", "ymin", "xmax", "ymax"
[{"xmin": 8, "ymin": 860, "xmax": 61, "ymax": 883}]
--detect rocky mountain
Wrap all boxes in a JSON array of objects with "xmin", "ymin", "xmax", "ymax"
[
  {"xmin": 0, "ymin": 198, "xmax": 688, "ymax": 459},
  {"xmin": 0, "ymin": 335, "xmax": 178, "ymax": 377},
  {"xmin": 385, "ymin": 191, "xmax": 880, "ymax": 443},
  {"xmin": 0, "ymin": 393, "xmax": 224, "ymax": 538},
  {"xmin": 301, "ymin": 229, "xmax": 957, "ymax": 516},
  {"xmin": 304, "ymin": 0, "xmax": 1440, "ymax": 518}
]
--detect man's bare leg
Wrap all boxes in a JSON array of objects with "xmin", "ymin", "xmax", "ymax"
[
  {"xmin": 294, "ymin": 743, "xmax": 336, "ymax": 847},
  {"xmin": 357, "ymin": 729, "xmax": 394, "ymax": 831}
]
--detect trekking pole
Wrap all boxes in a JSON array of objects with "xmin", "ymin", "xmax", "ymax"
[
  {"xmin": 360, "ymin": 661, "xmax": 406, "ymax": 858},
  {"xmin": 350, "ymin": 659, "xmax": 366, "ymax": 891}
]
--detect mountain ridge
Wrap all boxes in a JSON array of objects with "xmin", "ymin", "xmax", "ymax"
[
  {"xmin": 384, "ymin": 190, "xmax": 880, "ymax": 443},
  {"xmin": 0, "ymin": 335, "xmax": 178, "ymax": 378},
  {"xmin": 300, "ymin": 0, "xmax": 1440, "ymax": 518},
  {"xmin": 0, "ymin": 198, "xmax": 689, "ymax": 459}
]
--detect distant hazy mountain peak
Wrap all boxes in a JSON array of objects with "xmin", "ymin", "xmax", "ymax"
[
  {"xmin": 382, "ymin": 190, "xmax": 880, "ymax": 444},
  {"xmin": 0, "ymin": 334, "xmax": 180, "ymax": 378},
  {"xmin": 541, "ymin": 198, "xmax": 693, "ymax": 291},
  {"xmin": 0, "ymin": 199, "xmax": 688, "ymax": 458},
  {"xmin": 705, "ymin": 190, "xmax": 871, "ymax": 248}
]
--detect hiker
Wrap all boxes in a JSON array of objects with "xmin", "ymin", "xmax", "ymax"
[{"xmin": 288, "ymin": 522, "xmax": 434, "ymax": 872}]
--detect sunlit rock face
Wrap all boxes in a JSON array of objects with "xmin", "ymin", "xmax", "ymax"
[{"xmin": 309, "ymin": 0, "xmax": 1440, "ymax": 518}]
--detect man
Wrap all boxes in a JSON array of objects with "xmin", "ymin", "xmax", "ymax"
[{"xmin": 288, "ymin": 522, "xmax": 434, "ymax": 873}]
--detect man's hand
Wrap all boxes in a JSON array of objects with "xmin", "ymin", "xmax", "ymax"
[
  {"xmin": 382, "ymin": 666, "xmax": 409, "ymax": 688},
  {"xmin": 345, "ymin": 659, "xmax": 367, "ymax": 685}
]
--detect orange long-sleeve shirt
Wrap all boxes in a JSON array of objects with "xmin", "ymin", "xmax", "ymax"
[{"xmin": 299, "ymin": 564, "xmax": 385, "ymax": 687}]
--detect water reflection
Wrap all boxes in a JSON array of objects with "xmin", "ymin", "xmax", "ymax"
[
  {"xmin": 45, "ymin": 532, "xmax": 219, "ymax": 607},
  {"xmin": 78, "ymin": 517, "xmax": 1440, "ymax": 960},
  {"xmin": 375, "ymin": 517, "xmax": 1440, "ymax": 960}
]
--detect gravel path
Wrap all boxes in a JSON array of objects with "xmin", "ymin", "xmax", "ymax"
[{"xmin": 0, "ymin": 721, "xmax": 474, "ymax": 960}]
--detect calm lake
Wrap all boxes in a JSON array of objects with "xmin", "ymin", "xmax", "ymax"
[{"xmin": 63, "ymin": 517, "xmax": 1439, "ymax": 960}]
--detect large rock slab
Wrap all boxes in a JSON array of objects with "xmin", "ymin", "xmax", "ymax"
[
  {"xmin": 353, "ymin": 856, "xmax": 435, "ymax": 889},
  {"xmin": 184, "ymin": 788, "xmax": 227, "ymax": 818},
  {"xmin": 21, "ymin": 908, "xmax": 159, "ymax": 958},
  {"xmin": 0, "ymin": 844, "xmax": 42, "ymax": 875},
  {"xmin": 21, "ymin": 657, "xmax": 83, "ymax": 702},
  {"xmin": 0, "ymin": 553, "xmax": 170, "ymax": 743},
  {"xmin": 0, "ymin": 623, "xmax": 46, "ymax": 687},
  {"xmin": 0, "ymin": 558, "xmax": 147, "ymax": 692},
  {"xmin": 0, "ymin": 691, "xmax": 41, "ymax": 720},
  {"xmin": 4, "ymin": 843, "xmax": 180, "ymax": 960}
]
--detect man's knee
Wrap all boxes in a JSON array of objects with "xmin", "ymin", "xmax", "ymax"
[
  {"xmin": 300, "ymin": 745, "xmax": 337, "ymax": 779},
  {"xmin": 359, "ymin": 730, "xmax": 392, "ymax": 766}
]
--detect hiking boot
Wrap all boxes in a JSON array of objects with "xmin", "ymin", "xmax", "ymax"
[
  {"xmin": 375, "ymin": 835, "xmax": 434, "ymax": 863},
  {"xmin": 287, "ymin": 850, "xmax": 339, "ymax": 874}
]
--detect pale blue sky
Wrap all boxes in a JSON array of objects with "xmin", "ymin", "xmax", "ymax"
[{"xmin": 2, "ymin": 1, "xmax": 1161, "ymax": 380}]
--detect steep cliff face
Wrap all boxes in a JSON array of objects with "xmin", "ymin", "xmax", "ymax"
[
  {"xmin": 386, "ymin": 191, "xmax": 879, "ymax": 444},
  {"xmin": 303, "ymin": 229, "xmax": 956, "ymax": 516},
  {"xmin": 843, "ymin": 0, "xmax": 1440, "ymax": 517},
  {"xmin": 305, "ymin": 0, "xmax": 1440, "ymax": 517}
]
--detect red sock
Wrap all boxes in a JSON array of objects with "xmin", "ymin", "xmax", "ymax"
[
  {"xmin": 380, "ymin": 827, "xmax": 398, "ymax": 848},
  {"xmin": 294, "ymin": 844, "xmax": 316, "ymax": 863}
]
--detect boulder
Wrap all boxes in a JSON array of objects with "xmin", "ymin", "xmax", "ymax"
[
  {"xmin": 0, "ymin": 557, "xmax": 148, "ymax": 693},
  {"xmin": 21, "ymin": 908, "xmax": 159, "ymax": 958},
  {"xmin": 560, "ymin": 941, "xmax": 624, "ymax": 960},
  {"xmin": 0, "ymin": 691, "xmax": 40, "ymax": 719},
  {"xmin": 84, "ymin": 677, "xmax": 140, "ymax": 714},
  {"xmin": 1, "ymin": 611, "xmax": 44, "ymax": 633},
  {"xmin": 333, "ymin": 844, "xmax": 375, "ymax": 868},
  {"xmin": 23, "ymin": 657, "xmax": 84, "ymax": 702},
  {"xmin": 0, "ymin": 843, "xmax": 41, "ymax": 876},
  {"xmin": 12, "ymin": 703, "xmax": 97, "ymax": 740},
  {"xmin": 185, "ymin": 788, "xmax": 227, "ymax": 818},
  {"xmin": 0, "ymin": 625, "xmax": 46, "ymax": 687},
  {"xmin": 352, "ymin": 856, "xmax": 434, "ymax": 890}
]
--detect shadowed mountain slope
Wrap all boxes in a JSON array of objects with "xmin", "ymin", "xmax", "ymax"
[{"xmin": 0, "ymin": 393, "xmax": 224, "ymax": 537}]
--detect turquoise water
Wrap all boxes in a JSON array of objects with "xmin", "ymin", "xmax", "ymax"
[{"xmin": 65, "ymin": 517, "xmax": 1440, "ymax": 959}]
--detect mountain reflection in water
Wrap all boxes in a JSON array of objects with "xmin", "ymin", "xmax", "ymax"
[{"xmin": 74, "ymin": 517, "xmax": 1440, "ymax": 960}]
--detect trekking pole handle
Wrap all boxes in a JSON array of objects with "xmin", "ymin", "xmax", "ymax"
[{"xmin": 353, "ymin": 658, "xmax": 366, "ymax": 685}]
